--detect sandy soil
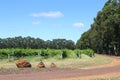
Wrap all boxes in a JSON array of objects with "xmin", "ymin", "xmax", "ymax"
[{"xmin": 0, "ymin": 54, "xmax": 120, "ymax": 80}]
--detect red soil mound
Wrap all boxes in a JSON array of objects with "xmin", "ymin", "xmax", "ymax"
[
  {"xmin": 16, "ymin": 58, "xmax": 31, "ymax": 68},
  {"xmin": 37, "ymin": 60, "xmax": 45, "ymax": 68},
  {"xmin": 50, "ymin": 62, "xmax": 57, "ymax": 68}
]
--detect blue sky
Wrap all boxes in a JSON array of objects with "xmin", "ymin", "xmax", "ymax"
[{"xmin": 0, "ymin": 0, "xmax": 107, "ymax": 42}]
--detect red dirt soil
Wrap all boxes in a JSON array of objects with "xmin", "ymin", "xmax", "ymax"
[{"xmin": 0, "ymin": 54, "xmax": 120, "ymax": 80}]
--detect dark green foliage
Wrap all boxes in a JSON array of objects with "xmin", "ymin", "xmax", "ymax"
[
  {"xmin": 61, "ymin": 50, "xmax": 68, "ymax": 59},
  {"xmin": 74, "ymin": 49, "xmax": 81, "ymax": 58},
  {"xmin": 74, "ymin": 49, "xmax": 94, "ymax": 57},
  {"xmin": 0, "ymin": 49, "xmax": 94, "ymax": 59},
  {"xmin": 40, "ymin": 50, "xmax": 49, "ymax": 59},
  {"xmin": 0, "ymin": 36, "xmax": 75, "ymax": 50},
  {"xmin": 77, "ymin": 52, "xmax": 81, "ymax": 58},
  {"xmin": 76, "ymin": 0, "xmax": 120, "ymax": 56},
  {"xmin": 0, "ymin": 49, "xmax": 61, "ymax": 59}
]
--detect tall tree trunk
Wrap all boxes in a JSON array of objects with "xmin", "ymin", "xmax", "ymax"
[{"xmin": 114, "ymin": 45, "xmax": 118, "ymax": 56}]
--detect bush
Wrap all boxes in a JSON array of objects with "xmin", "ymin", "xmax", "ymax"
[
  {"xmin": 62, "ymin": 50, "xmax": 67, "ymax": 58},
  {"xmin": 0, "ymin": 48, "xmax": 94, "ymax": 59},
  {"xmin": 74, "ymin": 49, "xmax": 94, "ymax": 57}
]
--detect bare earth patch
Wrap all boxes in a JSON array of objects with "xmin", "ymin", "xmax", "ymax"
[{"xmin": 0, "ymin": 54, "xmax": 120, "ymax": 80}]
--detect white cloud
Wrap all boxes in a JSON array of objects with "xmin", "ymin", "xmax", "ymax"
[
  {"xmin": 30, "ymin": 11, "xmax": 64, "ymax": 18},
  {"xmin": 73, "ymin": 22, "xmax": 84, "ymax": 27},
  {"xmin": 32, "ymin": 21, "xmax": 40, "ymax": 25}
]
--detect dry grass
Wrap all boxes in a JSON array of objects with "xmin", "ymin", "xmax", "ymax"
[
  {"xmin": 92, "ymin": 76, "xmax": 120, "ymax": 80},
  {"xmin": 0, "ymin": 54, "xmax": 112, "ymax": 69}
]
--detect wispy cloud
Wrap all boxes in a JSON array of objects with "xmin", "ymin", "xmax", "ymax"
[
  {"xmin": 30, "ymin": 11, "xmax": 64, "ymax": 18},
  {"xmin": 32, "ymin": 21, "xmax": 40, "ymax": 25},
  {"xmin": 73, "ymin": 22, "xmax": 84, "ymax": 27}
]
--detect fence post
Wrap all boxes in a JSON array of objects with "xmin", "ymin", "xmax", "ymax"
[
  {"xmin": 38, "ymin": 51, "xmax": 41, "ymax": 60},
  {"xmin": 12, "ymin": 51, "xmax": 14, "ymax": 60},
  {"xmin": 78, "ymin": 52, "xmax": 81, "ymax": 58},
  {"xmin": 7, "ymin": 54, "xmax": 10, "ymax": 62},
  {"xmin": 61, "ymin": 51, "xmax": 63, "ymax": 59}
]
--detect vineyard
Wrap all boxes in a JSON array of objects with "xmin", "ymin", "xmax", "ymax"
[{"xmin": 0, "ymin": 48, "xmax": 94, "ymax": 60}]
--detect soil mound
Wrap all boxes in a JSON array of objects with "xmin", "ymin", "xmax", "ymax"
[
  {"xmin": 50, "ymin": 62, "xmax": 56, "ymax": 68},
  {"xmin": 16, "ymin": 59, "xmax": 31, "ymax": 68},
  {"xmin": 37, "ymin": 60, "xmax": 45, "ymax": 68}
]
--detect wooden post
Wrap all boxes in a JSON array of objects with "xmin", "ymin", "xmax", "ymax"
[
  {"xmin": 61, "ymin": 51, "xmax": 63, "ymax": 59},
  {"xmin": 8, "ymin": 54, "xmax": 10, "ymax": 62},
  {"xmin": 12, "ymin": 51, "xmax": 14, "ymax": 60},
  {"xmin": 78, "ymin": 52, "xmax": 81, "ymax": 58},
  {"xmin": 38, "ymin": 51, "xmax": 41, "ymax": 60}
]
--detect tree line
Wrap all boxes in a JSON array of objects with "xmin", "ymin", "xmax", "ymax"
[
  {"xmin": 0, "ymin": 36, "xmax": 75, "ymax": 50},
  {"xmin": 76, "ymin": 0, "xmax": 120, "ymax": 55}
]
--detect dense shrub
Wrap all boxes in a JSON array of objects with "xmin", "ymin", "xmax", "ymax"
[
  {"xmin": 0, "ymin": 48, "xmax": 94, "ymax": 59},
  {"xmin": 74, "ymin": 49, "xmax": 94, "ymax": 57}
]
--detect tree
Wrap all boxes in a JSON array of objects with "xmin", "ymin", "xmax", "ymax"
[
  {"xmin": 76, "ymin": 0, "xmax": 120, "ymax": 55},
  {"xmin": 0, "ymin": 36, "xmax": 75, "ymax": 50}
]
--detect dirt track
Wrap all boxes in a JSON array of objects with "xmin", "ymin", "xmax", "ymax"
[{"xmin": 0, "ymin": 54, "xmax": 120, "ymax": 80}]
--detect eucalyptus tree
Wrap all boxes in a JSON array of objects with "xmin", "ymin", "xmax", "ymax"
[{"xmin": 76, "ymin": 0, "xmax": 120, "ymax": 55}]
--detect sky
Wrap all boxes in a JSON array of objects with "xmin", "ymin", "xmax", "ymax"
[{"xmin": 0, "ymin": 0, "xmax": 107, "ymax": 43}]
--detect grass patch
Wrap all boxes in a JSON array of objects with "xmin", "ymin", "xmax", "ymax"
[
  {"xmin": 0, "ymin": 54, "xmax": 112, "ymax": 69},
  {"xmin": 92, "ymin": 76, "xmax": 120, "ymax": 80}
]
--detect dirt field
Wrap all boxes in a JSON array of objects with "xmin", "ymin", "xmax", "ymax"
[{"xmin": 0, "ymin": 54, "xmax": 120, "ymax": 80}]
